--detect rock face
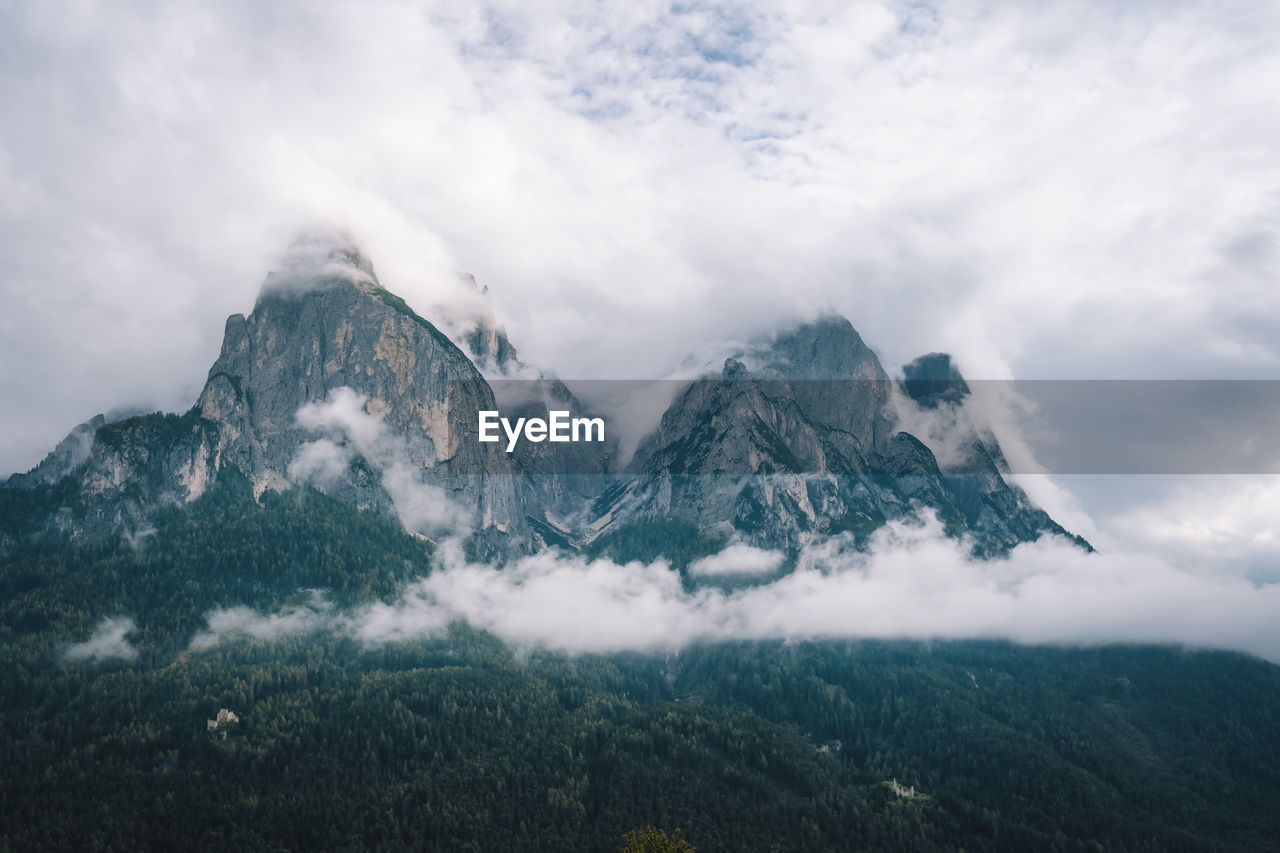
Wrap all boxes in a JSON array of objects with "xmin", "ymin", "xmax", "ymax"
[
  {"xmin": 3, "ymin": 233, "xmax": 1084, "ymax": 560},
  {"xmin": 6, "ymin": 232, "xmax": 526, "ymax": 552},
  {"xmin": 486, "ymin": 379, "xmax": 618, "ymax": 548},
  {"xmin": 457, "ymin": 274, "xmax": 522, "ymax": 374},
  {"xmin": 901, "ymin": 352, "xmax": 971, "ymax": 409},
  {"xmin": 4, "ymin": 410, "xmax": 222, "ymax": 542},
  {"xmin": 898, "ymin": 352, "xmax": 1085, "ymax": 555},
  {"xmin": 449, "ymin": 274, "xmax": 618, "ymax": 544},
  {"xmin": 748, "ymin": 315, "xmax": 896, "ymax": 454},
  {"xmin": 6, "ymin": 414, "xmax": 106, "ymax": 489},
  {"xmin": 194, "ymin": 233, "xmax": 524, "ymax": 547},
  {"xmin": 585, "ymin": 322, "xmax": 1080, "ymax": 555}
]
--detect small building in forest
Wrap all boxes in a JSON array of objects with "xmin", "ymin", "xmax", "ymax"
[
  {"xmin": 889, "ymin": 778, "xmax": 916, "ymax": 799},
  {"xmin": 207, "ymin": 708, "xmax": 240, "ymax": 740}
]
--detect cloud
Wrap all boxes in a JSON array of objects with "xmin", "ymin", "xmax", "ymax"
[
  {"xmin": 186, "ymin": 517, "xmax": 1280, "ymax": 662},
  {"xmin": 5, "ymin": 3, "xmax": 1280, "ymax": 656},
  {"xmin": 1096, "ymin": 475, "xmax": 1280, "ymax": 582},
  {"xmin": 688, "ymin": 543, "xmax": 784, "ymax": 577},
  {"xmin": 352, "ymin": 541, "xmax": 697, "ymax": 652},
  {"xmin": 4, "ymin": 1, "xmax": 1280, "ymax": 482},
  {"xmin": 888, "ymin": 388, "xmax": 988, "ymax": 471},
  {"xmin": 286, "ymin": 438, "xmax": 349, "ymax": 490},
  {"xmin": 191, "ymin": 595, "xmax": 331, "ymax": 650},
  {"xmin": 259, "ymin": 228, "xmax": 379, "ymax": 295},
  {"xmin": 291, "ymin": 387, "xmax": 470, "ymax": 535},
  {"xmin": 65, "ymin": 616, "xmax": 138, "ymax": 662},
  {"xmin": 123, "ymin": 525, "xmax": 158, "ymax": 551}
]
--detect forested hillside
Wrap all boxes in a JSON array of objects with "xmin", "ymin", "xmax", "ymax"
[{"xmin": 3, "ymin": 474, "xmax": 1279, "ymax": 851}]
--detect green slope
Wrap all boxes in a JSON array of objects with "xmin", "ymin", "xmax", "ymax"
[{"xmin": 2, "ymin": 475, "xmax": 1279, "ymax": 851}]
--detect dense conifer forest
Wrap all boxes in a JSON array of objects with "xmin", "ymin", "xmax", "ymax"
[{"xmin": 3, "ymin": 472, "xmax": 1280, "ymax": 851}]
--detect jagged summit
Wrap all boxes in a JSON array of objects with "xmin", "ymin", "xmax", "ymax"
[
  {"xmin": 722, "ymin": 357, "xmax": 750, "ymax": 380},
  {"xmin": 901, "ymin": 352, "xmax": 971, "ymax": 409},
  {"xmin": 259, "ymin": 228, "xmax": 379, "ymax": 298},
  {"xmin": 754, "ymin": 314, "xmax": 887, "ymax": 382},
  {"xmin": 457, "ymin": 272, "xmax": 520, "ymax": 372},
  {"xmin": 195, "ymin": 239, "xmax": 523, "ymax": 547},
  {"xmin": 745, "ymin": 314, "xmax": 894, "ymax": 454},
  {"xmin": 2, "ymin": 234, "xmax": 526, "ymax": 551}
]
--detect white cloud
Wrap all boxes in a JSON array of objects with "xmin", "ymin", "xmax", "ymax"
[
  {"xmin": 191, "ymin": 595, "xmax": 331, "ymax": 650},
  {"xmin": 187, "ymin": 516, "xmax": 1280, "ymax": 661},
  {"xmin": 295, "ymin": 388, "xmax": 388, "ymax": 458},
  {"xmin": 291, "ymin": 387, "xmax": 470, "ymax": 535},
  {"xmin": 689, "ymin": 543, "xmax": 784, "ymax": 577},
  {"xmin": 4, "ymin": 1, "xmax": 1280, "ymax": 479},
  {"xmin": 1102, "ymin": 475, "xmax": 1280, "ymax": 581},
  {"xmin": 65, "ymin": 616, "xmax": 138, "ymax": 662},
  {"xmin": 287, "ymin": 438, "xmax": 350, "ymax": 489}
]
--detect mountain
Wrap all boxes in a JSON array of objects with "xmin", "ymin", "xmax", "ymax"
[
  {"xmin": 2, "ymin": 234, "xmax": 1080, "ymax": 561},
  {"xmin": 1, "ymin": 473, "xmax": 1277, "ymax": 851},
  {"xmin": 447, "ymin": 274, "xmax": 621, "ymax": 546},
  {"xmin": 3, "ymin": 232, "xmax": 526, "ymax": 555},
  {"xmin": 586, "ymin": 318, "xmax": 1079, "ymax": 557},
  {"xmin": 898, "ymin": 352, "xmax": 1089, "ymax": 554},
  {"xmin": 456, "ymin": 272, "xmax": 522, "ymax": 373},
  {"xmin": 5, "ymin": 234, "xmax": 1280, "ymax": 853}
]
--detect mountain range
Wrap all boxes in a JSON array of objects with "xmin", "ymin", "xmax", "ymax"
[
  {"xmin": 2, "ymin": 231, "xmax": 1082, "ymax": 564},
  {"xmin": 7, "ymin": 232, "xmax": 1280, "ymax": 853}
]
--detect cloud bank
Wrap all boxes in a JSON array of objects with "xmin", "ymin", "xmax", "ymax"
[{"xmin": 190, "ymin": 517, "xmax": 1280, "ymax": 662}]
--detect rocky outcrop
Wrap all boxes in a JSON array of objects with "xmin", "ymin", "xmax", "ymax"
[
  {"xmin": 747, "ymin": 314, "xmax": 896, "ymax": 454},
  {"xmin": 901, "ymin": 352, "xmax": 971, "ymax": 410},
  {"xmin": 3, "ymin": 410, "xmax": 221, "ymax": 543},
  {"xmin": 899, "ymin": 352, "xmax": 1086, "ymax": 555},
  {"xmin": 458, "ymin": 273, "xmax": 521, "ymax": 374},
  {"xmin": 6, "ymin": 414, "xmax": 106, "ymax": 489}
]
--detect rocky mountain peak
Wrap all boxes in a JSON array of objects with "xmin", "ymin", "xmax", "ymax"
[
  {"xmin": 457, "ymin": 273, "xmax": 520, "ymax": 372},
  {"xmin": 901, "ymin": 352, "xmax": 971, "ymax": 409},
  {"xmin": 191, "ymin": 237, "xmax": 526, "ymax": 549},
  {"xmin": 4, "ymin": 232, "xmax": 526, "ymax": 550},
  {"xmin": 755, "ymin": 314, "xmax": 887, "ymax": 381},
  {"xmin": 722, "ymin": 357, "xmax": 750, "ymax": 380},
  {"xmin": 747, "ymin": 314, "xmax": 894, "ymax": 453}
]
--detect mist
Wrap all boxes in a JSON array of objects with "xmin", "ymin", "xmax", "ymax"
[
  {"xmin": 65, "ymin": 616, "xmax": 139, "ymax": 662},
  {"xmin": 189, "ymin": 515, "xmax": 1280, "ymax": 663},
  {"xmin": 291, "ymin": 387, "xmax": 471, "ymax": 536},
  {"xmin": 5, "ymin": 1, "xmax": 1280, "ymax": 482}
]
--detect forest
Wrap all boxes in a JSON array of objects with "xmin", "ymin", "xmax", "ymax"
[{"xmin": 3, "ymin": 471, "xmax": 1280, "ymax": 851}]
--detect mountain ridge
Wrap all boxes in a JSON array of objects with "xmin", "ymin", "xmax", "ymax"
[{"xmin": 3, "ymin": 234, "xmax": 1085, "ymax": 561}]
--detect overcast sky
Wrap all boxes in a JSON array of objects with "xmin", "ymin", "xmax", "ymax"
[{"xmin": 3, "ymin": 1, "xmax": 1279, "ymax": 575}]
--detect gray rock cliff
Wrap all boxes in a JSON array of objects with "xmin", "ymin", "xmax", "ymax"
[{"xmin": 5, "ymin": 232, "xmax": 526, "ymax": 552}]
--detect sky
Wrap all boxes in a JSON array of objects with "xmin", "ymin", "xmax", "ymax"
[{"xmin": 4, "ymin": 1, "xmax": 1280, "ymax": 596}]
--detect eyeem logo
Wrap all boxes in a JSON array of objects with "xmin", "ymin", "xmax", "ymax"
[{"xmin": 478, "ymin": 410, "xmax": 605, "ymax": 453}]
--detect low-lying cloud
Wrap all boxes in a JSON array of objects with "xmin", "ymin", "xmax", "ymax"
[
  {"xmin": 188, "ymin": 516, "xmax": 1280, "ymax": 663},
  {"xmin": 190, "ymin": 594, "xmax": 331, "ymax": 650},
  {"xmin": 688, "ymin": 544, "xmax": 785, "ymax": 577},
  {"xmin": 291, "ymin": 387, "xmax": 470, "ymax": 536},
  {"xmin": 65, "ymin": 616, "xmax": 138, "ymax": 662}
]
